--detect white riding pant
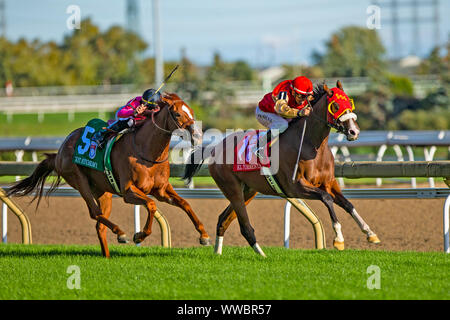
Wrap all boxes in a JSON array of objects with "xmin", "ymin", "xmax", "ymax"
[{"xmin": 255, "ymin": 106, "xmax": 290, "ymax": 137}]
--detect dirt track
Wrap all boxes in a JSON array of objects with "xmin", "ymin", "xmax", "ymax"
[{"xmin": 3, "ymin": 191, "xmax": 446, "ymax": 252}]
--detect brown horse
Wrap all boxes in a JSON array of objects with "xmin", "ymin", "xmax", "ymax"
[
  {"xmin": 184, "ymin": 81, "xmax": 380, "ymax": 256},
  {"xmin": 8, "ymin": 92, "xmax": 210, "ymax": 257}
]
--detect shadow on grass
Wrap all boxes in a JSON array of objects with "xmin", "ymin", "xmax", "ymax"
[{"xmin": 0, "ymin": 245, "xmax": 200, "ymax": 259}]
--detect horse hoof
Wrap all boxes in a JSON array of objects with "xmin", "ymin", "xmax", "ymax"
[
  {"xmin": 199, "ymin": 237, "xmax": 211, "ymax": 246},
  {"xmin": 133, "ymin": 232, "xmax": 146, "ymax": 244},
  {"xmin": 333, "ymin": 240, "xmax": 345, "ymax": 251},
  {"xmin": 367, "ymin": 235, "xmax": 381, "ymax": 244},
  {"xmin": 117, "ymin": 234, "xmax": 130, "ymax": 244},
  {"xmin": 252, "ymin": 243, "xmax": 267, "ymax": 258}
]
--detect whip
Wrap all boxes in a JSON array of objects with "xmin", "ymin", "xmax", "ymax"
[
  {"xmin": 154, "ymin": 64, "xmax": 179, "ymax": 95},
  {"xmin": 145, "ymin": 65, "xmax": 180, "ymax": 103},
  {"xmin": 291, "ymin": 119, "xmax": 307, "ymax": 183},
  {"xmin": 291, "ymin": 101, "xmax": 312, "ymax": 183}
]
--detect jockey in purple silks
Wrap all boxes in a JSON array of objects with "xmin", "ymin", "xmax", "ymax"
[{"xmin": 93, "ymin": 89, "xmax": 161, "ymax": 148}]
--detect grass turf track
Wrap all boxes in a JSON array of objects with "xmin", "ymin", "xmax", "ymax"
[{"xmin": 0, "ymin": 244, "xmax": 448, "ymax": 300}]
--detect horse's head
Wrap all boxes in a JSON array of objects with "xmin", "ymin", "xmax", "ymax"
[
  {"xmin": 323, "ymin": 81, "xmax": 360, "ymax": 141},
  {"xmin": 160, "ymin": 92, "xmax": 202, "ymax": 146}
]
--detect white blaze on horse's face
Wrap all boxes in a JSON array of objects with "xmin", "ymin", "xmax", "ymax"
[
  {"xmin": 182, "ymin": 105, "xmax": 194, "ymax": 120},
  {"xmin": 171, "ymin": 100, "xmax": 194, "ymax": 128},
  {"xmin": 179, "ymin": 103, "xmax": 202, "ymax": 146},
  {"xmin": 339, "ymin": 110, "xmax": 360, "ymax": 141}
]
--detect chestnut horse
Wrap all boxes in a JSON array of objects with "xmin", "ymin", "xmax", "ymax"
[
  {"xmin": 184, "ymin": 81, "xmax": 380, "ymax": 257},
  {"xmin": 8, "ymin": 92, "xmax": 210, "ymax": 257}
]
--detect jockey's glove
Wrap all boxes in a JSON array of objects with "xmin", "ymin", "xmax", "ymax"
[
  {"xmin": 275, "ymin": 99, "xmax": 298, "ymax": 119},
  {"xmin": 297, "ymin": 106, "xmax": 312, "ymax": 118}
]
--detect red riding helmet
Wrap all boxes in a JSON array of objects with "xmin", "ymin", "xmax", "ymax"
[{"xmin": 291, "ymin": 76, "xmax": 313, "ymax": 95}]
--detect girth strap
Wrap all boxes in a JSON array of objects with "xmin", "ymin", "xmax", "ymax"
[
  {"xmin": 103, "ymin": 133, "xmax": 124, "ymax": 195},
  {"xmin": 261, "ymin": 166, "xmax": 287, "ymax": 198}
]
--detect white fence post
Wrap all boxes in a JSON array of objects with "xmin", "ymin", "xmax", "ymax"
[
  {"xmin": 424, "ymin": 147, "xmax": 437, "ymax": 188},
  {"xmin": 2, "ymin": 203, "xmax": 7, "ymax": 243},
  {"xmin": 444, "ymin": 194, "xmax": 450, "ymax": 254},
  {"xmin": 284, "ymin": 201, "xmax": 291, "ymax": 248},
  {"xmin": 406, "ymin": 146, "xmax": 417, "ymax": 188},
  {"xmin": 375, "ymin": 144, "xmax": 387, "ymax": 187},
  {"xmin": 134, "ymin": 205, "xmax": 141, "ymax": 247},
  {"xmin": 14, "ymin": 150, "xmax": 25, "ymax": 182}
]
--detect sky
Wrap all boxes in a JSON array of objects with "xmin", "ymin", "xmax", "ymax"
[{"xmin": 3, "ymin": 0, "xmax": 449, "ymax": 67}]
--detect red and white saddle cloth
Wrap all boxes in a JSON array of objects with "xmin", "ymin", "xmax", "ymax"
[{"xmin": 233, "ymin": 130, "xmax": 271, "ymax": 172}]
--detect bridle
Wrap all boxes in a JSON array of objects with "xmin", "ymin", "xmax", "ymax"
[
  {"xmin": 131, "ymin": 102, "xmax": 193, "ymax": 164},
  {"xmin": 150, "ymin": 100, "xmax": 193, "ymax": 134},
  {"xmin": 307, "ymin": 97, "xmax": 352, "ymax": 136}
]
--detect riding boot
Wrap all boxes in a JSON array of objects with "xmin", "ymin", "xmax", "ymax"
[
  {"xmin": 92, "ymin": 130, "xmax": 107, "ymax": 149},
  {"xmin": 252, "ymin": 130, "xmax": 274, "ymax": 160},
  {"xmin": 93, "ymin": 119, "xmax": 133, "ymax": 149},
  {"xmin": 108, "ymin": 119, "xmax": 133, "ymax": 133}
]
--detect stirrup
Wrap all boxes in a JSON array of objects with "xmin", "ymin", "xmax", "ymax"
[
  {"xmin": 97, "ymin": 139, "xmax": 106, "ymax": 149},
  {"xmin": 92, "ymin": 132, "xmax": 106, "ymax": 149},
  {"xmin": 95, "ymin": 138, "xmax": 106, "ymax": 149},
  {"xmin": 254, "ymin": 146, "xmax": 265, "ymax": 160}
]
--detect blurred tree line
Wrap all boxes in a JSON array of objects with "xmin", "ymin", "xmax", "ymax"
[
  {"xmin": 310, "ymin": 26, "xmax": 449, "ymax": 131},
  {"xmin": 0, "ymin": 18, "xmax": 256, "ymax": 88},
  {"xmin": 0, "ymin": 19, "xmax": 145, "ymax": 86},
  {"xmin": 0, "ymin": 20, "xmax": 448, "ymax": 130}
]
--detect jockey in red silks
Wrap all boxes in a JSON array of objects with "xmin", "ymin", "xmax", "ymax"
[
  {"xmin": 93, "ymin": 88, "xmax": 162, "ymax": 148},
  {"xmin": 252, "ymin": 76, "xmax": 314, "ymax": 155}
]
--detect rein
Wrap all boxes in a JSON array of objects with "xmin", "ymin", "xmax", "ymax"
[
  {"xmin": 150, "ymin": 107, "xmax": 172, "ymax": 134},
  {"xmin": 150, "ymin": 104, "xmax": 186, "ymax": 134},
  {"xmin": 309, "ymin": 112, "xmax": 348, "ymax": 135},
  {"xmin": 131, "ymin": 131, "xmax": 169, "ymax": 164},
  {"xmin": 130, "ymin": 107, "xmax": 170, "ymax": 164},
  {"xmin": 131, "ymin": 103, "xmax": 190, "ymax": 164}
]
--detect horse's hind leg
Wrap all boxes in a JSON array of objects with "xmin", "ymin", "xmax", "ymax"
[
  {"xmin": 96, "ymin": 192, "xmax": 113, "ymax": 258},
  {"xmin": 213, "ymin": 172, "xmax": 265, "ymax": 257},
  {"xmin": 63, "ymin": 170, "xmax": 129, "ymax": 246},
  {"xmin": 329, "ymin": 180, "xmax": 380, "ymax": 244},
  {"xmin": 215, "ymin": 189, "xmax": 257, "ymax": 255}
]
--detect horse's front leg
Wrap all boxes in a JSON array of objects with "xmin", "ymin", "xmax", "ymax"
[
  {"xmin": 328, "ymin": 180, "xmax": 380, "ymax": 244},
  {"xmin": 296, "ymin": 178, "xmax": 345, "ymax": 250},
  {"xmin": 157, "ymin": 183, "xmax": 211, "ymax": 245},
  {"xmin": 122, "ymin": 184, "xmax": 157, "ymax": 244}
]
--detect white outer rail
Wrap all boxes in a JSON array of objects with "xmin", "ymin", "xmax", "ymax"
[
  {"xmin": 282, "ymin": 188, "xmax": 450, "ymax": 253},
  {"xmin": 444, "ymin": 194, "xmax": 450, "ymax": 254},
  {"xmin": 2, "ymin": 186, "xmax": 449, "ymax": 253}
]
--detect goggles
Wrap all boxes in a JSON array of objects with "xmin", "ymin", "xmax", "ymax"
[
  {"xmin": 141, "ymin": 97, "xmax": 158, "ymax": 107},
  {"xmin": 293, "ymin": 91, "xmax": 311, "ymax": 100}
]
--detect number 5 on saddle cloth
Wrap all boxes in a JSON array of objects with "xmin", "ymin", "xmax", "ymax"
[{"xmin": 73, "ymin": 118, "xmax": 125, "ymax": 194}]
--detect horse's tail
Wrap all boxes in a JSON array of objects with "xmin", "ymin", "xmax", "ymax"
[
  {"xmin": 7, "ymin": 153, "xmax": 61, "ymax": 209},
  {"xmin": 183, "ymin": 146, "xmax": 206, "ymax": 184}
]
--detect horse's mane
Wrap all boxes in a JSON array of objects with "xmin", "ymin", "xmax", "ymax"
[
  {"xmin": 288, "ymin": 83, "xmax": 326, "ymax": 126},
  {"xmin": 161, "ymin": 91, "xmax": 182, "ymax": 102},
  {"xmin": 312, "ymin": 82, "xmax": 327, "ymax": 104}
]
